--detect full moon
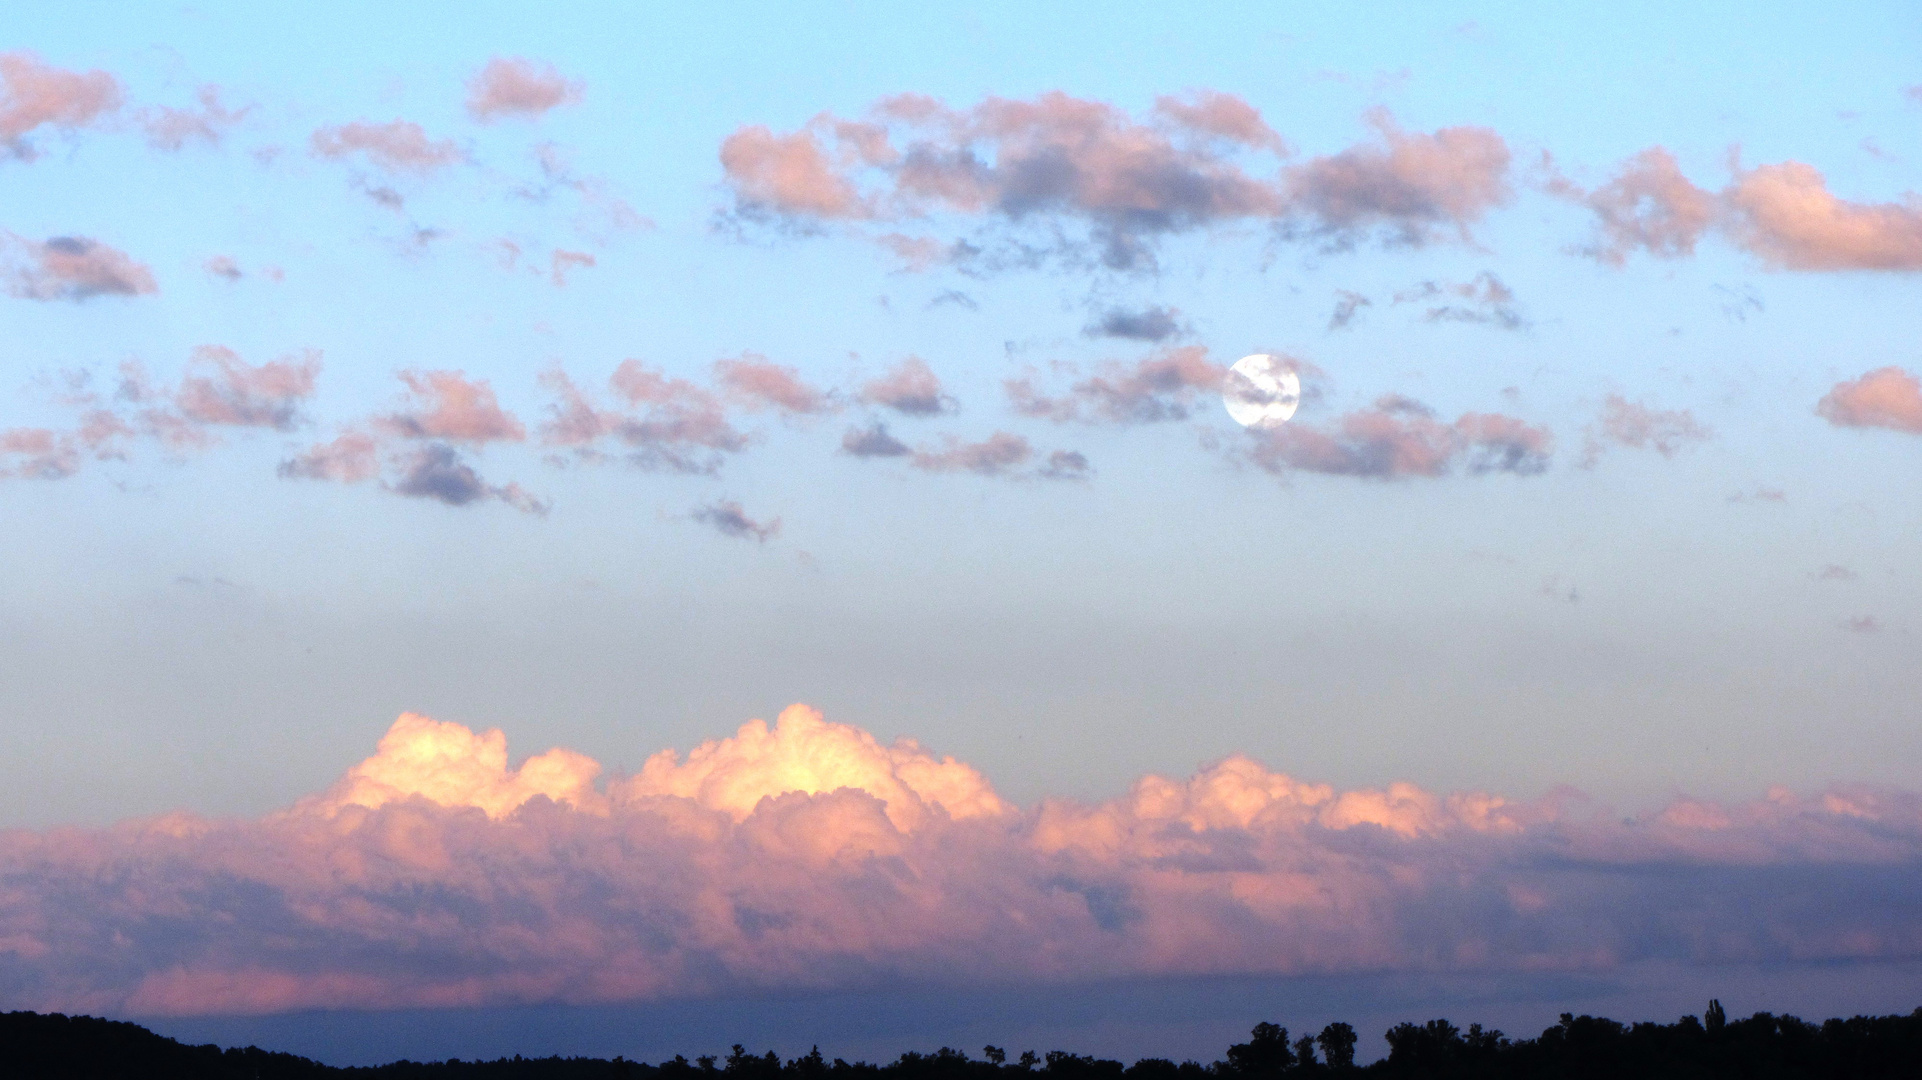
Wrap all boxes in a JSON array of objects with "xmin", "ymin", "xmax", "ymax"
[{"xmin": 1221, "ymin": 354, "xmax": 1300, "ymax": 429}]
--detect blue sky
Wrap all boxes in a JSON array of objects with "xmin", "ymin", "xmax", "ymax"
[{"xmin": 1, "ymin": 0, "xmax": 1918, "ymax": 834}]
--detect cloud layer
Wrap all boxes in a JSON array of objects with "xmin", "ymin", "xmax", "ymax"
[{"xmin": 2, "ymin": 705, "xmax": 1919, "ymax": 1017}]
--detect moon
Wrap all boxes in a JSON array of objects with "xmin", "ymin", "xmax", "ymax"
[{"xmin": 1222, "ymin": 354, "xmax": 1300, "ymax": 429}]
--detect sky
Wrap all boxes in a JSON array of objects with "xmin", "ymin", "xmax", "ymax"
[{"xmin": 2, "ymin": 0, "xmax": 1921, "ymax": 1063}]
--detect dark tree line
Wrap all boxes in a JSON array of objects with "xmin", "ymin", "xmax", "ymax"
[{"xmin": 5, "ymin": 1000, "xmax": 1922, "ymax": 1079}]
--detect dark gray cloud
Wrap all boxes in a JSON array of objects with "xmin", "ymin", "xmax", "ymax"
[
  {"xmin": 1086, "ymin": 306, "xmax": 1183, "ymax": 342},
  {"xmin": 841, "ymin": 423, "xmax": 912, "ymax": 457}
]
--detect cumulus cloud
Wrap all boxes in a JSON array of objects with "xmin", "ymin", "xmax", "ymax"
[
  {"xmin": 1560, "ymin": 149, "xmax": 1922, "ymax": 272},
  {"xmin": 1007, "ymin": 346, "xmax": 1226, "ymax": 424},
  {"xmin": 467, "ymin": 57, "xmax": 582, "ymax": 123},
  {"xmin": 911, "ymin": 431, "xmax": 1035, "ymax": 476},
  {"xmin": 1248, "ymin": 396, "xmax": 1552, "ymax": 478},
  {"xmin": 311, "ymin": 119, "xmax": 463, "ymax": 174},
  {"xmin": 1583, "ymin": 395, "xmax": 1712, "ymax": 463},
  {"xmin": 167, "ymin": 345, "xmax": 320, "ymax": 431},
  {"xmin": 2, "ymin": 234, "xmax": 157, "ymax": 301},
  {"xmin": 1391, "ymin": 272, "xmax": 1522, "ymax": 328},
  {"xmin": 382, "ymin": 443, "xmax": 548, "ymax": 513},
  {"xmin": 1817, "ymin": 367, "xmax": 1922, "ymax": 433},
  {"xmin": 540, "ymin": 362, "xmax": 749, "ymax": 474},
  {"xmin": 694, "ymin": 499, "xmax": 782, "ymax": 543},
  {"xmin": 715, "ymin": 354, "xmax": 835, "ymax": 415},
  {"xmin": 203, "ymin": 255, "xmax": 243, "ymax": 282},
  {"xmin": 381, "ymin": 370, "xmax": 527, "ymax": 444},
  {"xmin": 840, "ymin": 422, "xmax": 912, "ymax": 458},
  {"xmin": 277, "ymin": 430, "xmax": 380, "ymax": 484},
  {"xmin": 0, "ymin": 51, "xmax": 122, "ymax": 156},
  {"xmin": 720, "ymin": 93, "xmax": 1506, "ymax": 269},
  {"xmin": 140, "ymin": 86, "xmax": 250, "ymax": 151},
  {"xmin": 859, "ymin": 356, "xmax": 954, "ymax": 416},
  {"xmin": 3, "ymin": 704, "xmax": 1921, "ymax": 1016}
]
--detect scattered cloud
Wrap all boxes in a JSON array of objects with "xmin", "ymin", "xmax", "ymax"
[
  {"xmin": 841, "ymin": 423, "xmax": 912, "ymax": 458},
  {"xmin": 694, "ymin": 499, "xmax": 781, "ymax": 542},
  {"xmin": 1248, "ymin": 397, "xmax": 1552, "ymax": 478},
  {"xmin": 1817, "ymin": 367, "xmax": 1922, "ymax": 433},
  {"xmin": 203, "ymin": 255, "xmax": 243, "ymax": 281},
  {"xmin": 1841, "ymin": 615, "xmax": 1882, "ymax": 634},
  {"xmin": 1327, "ymin": 289, "xmax": 1370, "ymax": 331},
  {"xmin": 172, "ymin": 345, "xmax": 320, "ymax": 431},
  {"xmin": 1038, "ymin": 448, "xmax": 1092, "ymax": 480},
  {"xmin": 1391, "ymin": 271, "xmax": 1522, "ymax": 328},
  {"xmin": 1540, "ymin": 576, "xmax": 1580, "ymax": 604},
  {"xmin": 1727, "ymin": 486, "xmax": 1788, "ymax": 504},
  {"xmin": 381, "ymin": 370, "xmax": 527, "ymax": 444},
  {"xmin": 2, "ymin": 234, "xmax": 157, "ymax": 301},
  {"xmin": 859, "ymin": 355, "xmax": 954, "ymax": 416},
  {"xmin": 467, "ymin": 57, "xmax": 582, "ymax": 123},
  {"xmin": 911, "ymin": 431, "xmax": 1035, "ymax": 476},
  {"xmin": 1085, "ymin": 305, "xmax": 1184, "ymax": 342},
  {"xmin": 0, "ymin": 51, "xmax": 122, "ymax": 157},
  {"xmin": 278, "ymin": 430, "xmax": 380, "ymax": 484},
  {"xmin": 1812, "ymin": 565, "xmax": 1856, "ymax": 582},
  {"xmin": 715, "ymin": 354, "xmax": 836, "ymax": 416},
  {"xmin": 720, "ymin": 93, "xmax": 1507, "ymax": 270},
  {"xmin": 1584, "ymin": 395, "xmax": 1712, "ymax": 463},
  {"xmin": 1560, "ymin": 148, "xmax": 1922, "ymax": 272},
  {"xmin": 139, "ymin": 86, "xmax": 249, "ymax": 151},
  {"xmin": 1008, "ymin": 346, "xmax": 1226, "ymax": 424},
  {"xmin": 549, "ymin": 248, "xmax": 595, "ymax": 285},
  {"xmin": 4, "ymin": 705, "xmax": 1922, "ymax": 1014},
  {"xmin": 540, "ymin": 362, "xmax": 749, "ymax": 474},
  {"xmin": 311, "ymin": 119, "xmax": 463, "ymax": 174}
]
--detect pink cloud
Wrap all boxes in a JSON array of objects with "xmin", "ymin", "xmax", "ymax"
[
  {"xmin": 1585, "ymin": 395, "xmax": 1712, "ymax": 462},
  {"xmin": 3, "ymin": 704, "xmax": 1921, "ymax": 1016},
  {"xmin": 3, "ymin": 234, "xmax": 157, "ymax": 301},
  {"xmin": 467, "ymin": 57, "xmax": 582, "ymax": 123},
  {"xmin": 541, "ymin": 363, "xmax": 750, "ymax": 474},
  {"xmin": 1249, "ymin": 397, "xmax": 1552, "ymax": 478},
  {"xmin": 172, "ymin": 346, "xmax": 320, "ymax": 430},
  {"xmin": 1282, "ymin": 108, "xmax": 1512, "ymax": 247},
  {"xmin": 549, "ymin": 248, "xmax": 595, "ymax": 286},
  {"xmin": 277, "ymin": 430, "xmax": 381, "ymax": 484},
  {"xmin": 1724, "ymin": 162, "xmax": 1922, "ymax": 271},
  {"xmin": 203, "ymin": 255, "xmax": 243, "ymax": 281},
  {"xmin": 859, "ymin": 356, "xmax": 953, "ymax": 416},
  {"xmin": 1008, "ymin": 346, "xmax": 1227, "ymax": 424},
  {"xmin": 693, "ymin": 499, "xmax": 782, "ymax": 543},
  {"xmin": 715, "ymin": 354, "xmax": 835, "ymax": 415},
  {"xmin": 0, "ymin": 427, "xmax": 79, "ymax": 480},
  {"xmin": 1562, "ymin": 150, "xmax": 1922, "ymax": 272},
  {"xmin": 311, "ymin": 120, "xmax": 463, "ymax": 174},
  {"xmin": 910, "ymin": 431, "xmax": 1034, "ymax": 476},
  {"xmin": 140, "ymin": 86, "xmax": 249, "ymax": 151},
  {"xmin": 0, "ymin": 51, "xmax": 122, "ymax": 154},
  {"xmin": 1391, "ymin": 271, "xmax": 1522, "ymax": 328},
  {"xmin": 1817, "ymin": 367, "xmax": 1922, "ymax": 433},
  {"xmin": 381, "ymin": 370, "xmax": 527, "ymax": 444}
]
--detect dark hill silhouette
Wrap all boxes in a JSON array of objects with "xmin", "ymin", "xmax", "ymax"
[{"xmin": 4, "ymin": 1001, "xmax": 1922, "ymax": 1079}]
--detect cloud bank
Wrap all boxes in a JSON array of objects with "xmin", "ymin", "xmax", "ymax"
[{"xmin": 2, "ymin": 704, "xmax": 1920, "ymax": 1017}]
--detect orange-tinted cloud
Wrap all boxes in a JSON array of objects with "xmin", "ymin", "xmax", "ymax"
[
  {"xmin": 715, "ymin": 354, "xmax": 835, "ymax": 415},
  {"xmin": 2, "ymin": 705, "xmax": 1920, "ymax": 1015},
  {"xmin": 1817, "ymin": 367, "xmax": 1922, "ymax": 433},
  {"xmin": 541, "ymin": 363, "xmax": 750, "ymax": 474},
  {"xmin": 467, "ymin": 57, "xmax": 582, "ymax": 123},
  {"xmin": 311, "ymin": 120, "xmax": 463, "ymax": 174},
  {"xmin": 1282, "ymin": 108, "xmax": 1511, "ymax": 248},
  {"xmin": 0, "ymin": 51, "xmax": 121, "ymax": 155},
  {"xmin": 381, "ymin": 370, "xmax": 527, "ymax": 444},
  {"xmin": 3, "ymin": 234, "xmax": 157, "ymax": 301},
  {"xmin": 859, "ymin": 356, "xmax": 953, "ymax": 416}
]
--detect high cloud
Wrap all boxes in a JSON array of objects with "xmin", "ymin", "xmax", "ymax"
[
  {"xmin": 2, "ymin": 704, "xmax": 1920, "ymax": 1015},
  {"xmin": 1817, "ymin": 367, "xmax": 1922, "ymax": 433},
  {"xmin": 721, "ymin": 94, "xmax": 1509, "ymax": 268},
  {"xmin": 1561, "ymin": 149, "xmax": 1922, "ymax": 272},
  {"xmin": 1248, "ymin": 397, "xmax": 1552, "ymax": 478},
  {"xmin": 0, "ymin": 52, "xmax": 122, "ymax": 156},
  {"xmin": 467, "ymin": 57, "xmax": 582, "ymax": 122},
  {"xmin": 2, "ymin": 234, "xmax": 157, "ymax": 301}
]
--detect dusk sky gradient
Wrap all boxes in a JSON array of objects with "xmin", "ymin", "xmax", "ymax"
[{"xmin": 2, "ymin": 0, "xmax": 1921, "ymax": 1062}]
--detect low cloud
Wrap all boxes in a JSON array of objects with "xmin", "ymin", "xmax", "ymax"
[
  {"xmin": 1327, "ymin": 290, "xmax": 1371, "ymax": 331},
  {"xmin": 1248, "ymin": 396, "xmax": 1552, "ymax": 478},
  {"xmin": 720, "ymin": 93, "xmax": 1508, "ymax": 270},
  {"xmin": 3, "ymin": 234, "xmax": 157, "ymax": 301},
  {"xmin": 140, "ymin": 86, "xmax": 249, "ymax": 151},
  {"xmin": 311, "ymin": 119, "xmax": 463, "ymax": 174},
  {"xmin": 467, "ymin": 57, "xmax": 582, "ymax": 123},
  {"xmin": 540, "ymin": 362, "xmax": 750, "ymax": 474},
  {"xmin": 694, "ymin": 499, "xmax": 782, "ymax": 543},
  {"xmin": 387, "ymin": 443, "xmax": 549, "ymax": 514},
  {"xmin": 1817, "ymin": 367, "xmax": 1922, "ymax": 433},
  {"xmin": 381, "ymin": 370, "xmax": 527, "ymax": 444},
  {"xmin": 841, "ymin": 423, "xmax": 912, "ymax": 458},
  {"xmin": 1086, "ymin": 305, "xmax": 1184, "ymax": 342},
  {"xmin": 1008, "ymin": 346, "xmax": 1226, "ymax": 424},
  {"xmin": 0, "ymin": 51, "xmax": 122, "ymax": 157},
  {"xmin": 911, "ymin": 431, "xmax": 1035, "ymax": 476},
  {"xmin": 1584, "ymin": 395, "xmax": 1712, "ymax": 463},
  {"xmin": 172, "ymin": 346, "xmax": 320, "ymax": 431},
  {"xmin": 859, "ymin": 356, "xmax": 954, "ymax": 416},
  {"xmin": 1392, "ymin": 271, "xmax": 1522, "ymax": 329},
  {"xmin": 3, "ymin": 704, "xmax": 1920, "ymax": 1016},
  {"xmin": 715, "ymin": 354, "xmax": 835, "ymax": 416},
  {"xmin": 1559, "ymin": 149, "xmax": 1922, "ymax": 272}
]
